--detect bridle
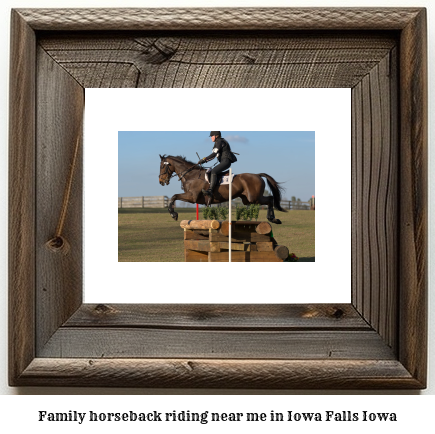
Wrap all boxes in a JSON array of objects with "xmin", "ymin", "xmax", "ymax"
[
  {"xmin": 159, "ymin": 160, "xmax": 175, "ymax": 185},
  {"xmin": 160, "ymin": 157, "xmax": 200, "ymax": 185}
]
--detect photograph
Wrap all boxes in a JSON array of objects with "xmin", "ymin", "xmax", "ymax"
[{"xmin": 118, "ymin": 131, "xmax": 315, "ymax": 263}]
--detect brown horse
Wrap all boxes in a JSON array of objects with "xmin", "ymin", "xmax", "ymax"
[{"xmin": 159, "ymin": 155, "xmax": 286, "ymax": 224}]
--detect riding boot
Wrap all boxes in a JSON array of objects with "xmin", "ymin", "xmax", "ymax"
[{"xmin": 202, "ymin": 172, "xmax": 218, "ymax": 199}]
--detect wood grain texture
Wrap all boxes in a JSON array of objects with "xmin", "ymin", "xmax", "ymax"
[
  {"xmin": 180, "ymin": 219, "xmax": 220, "ymax": 230},
  {"xmin": 8, "ymin": 9, "xmax": 36, "ymax": 386},
  {"xmin": 38, "ymin": 33, "xmax": 396, "ymax": 89},
  {"xmin": 351, "ymin": 50, "xmax": 398, "ymax": 351},
  {"xmin": 15, "ymin": 8, "xmax": 422, "ymax": 31},
  {"xmin": 39, "ymin": 329, "xmax": 395, "ymax": 360},
  {"xmin": 398, "ymin": 8, "xmax": 428, "ymax": 386},
  {"xmin": 65, "ymin": 304, "xmax": 369, "ymax": 329},
  {"xmin": 8, "ymin": 8, "xmax": 427, "ymax": 389},
  {"xmin": 17, "ymin": 358, "xmax": 420, "ymax": 389},
  {"xmin": 35, "ymin": 48, "xmax": 84, "ymax": 353},
  {"xmin": 209, "ymin": 232, "xmax": 271, "ymax": 243}
]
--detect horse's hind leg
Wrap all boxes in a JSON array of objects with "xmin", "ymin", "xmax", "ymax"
[
  {"xmin": 240, "ymin": 195, "xmax": 250, "ymax": 205},
  {"xmin": 259, "ymin": 195, "xmax": 282, "ymax": 224}
]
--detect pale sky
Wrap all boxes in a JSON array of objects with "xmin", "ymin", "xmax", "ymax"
[{"xmin": 118, "ymin": 131, "xmax": 315, "ymax": 201}]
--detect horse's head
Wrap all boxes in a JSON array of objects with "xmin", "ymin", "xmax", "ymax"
[{"xmin": 159, "ymin": 154, "xmax": 173, "ymax": 186}]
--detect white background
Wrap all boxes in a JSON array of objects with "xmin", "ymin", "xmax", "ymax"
[
  {"xmin": 0, "ymin": 0, "xmax": 433, "ymax": 417},
  {"xmin": 85, "ymin": 88, "xmax": 350, "ymax": 304}
]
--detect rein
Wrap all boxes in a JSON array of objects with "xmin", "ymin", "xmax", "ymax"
[
  {"xmin": 177, "ymin": 164, "xmax": 198, "ymax": 180},
  {"xmin": 161, "ymin": 158, "xmax": 201, "ymax": 184}
]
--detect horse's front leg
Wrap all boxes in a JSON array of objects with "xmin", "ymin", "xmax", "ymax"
[
  {"xmin": 168, "ymin": 197, "xmax": 178, "ymax": 221},
  {"xmin": 168, "ymin": 192, "xmax": 195, "ymax": 221}
]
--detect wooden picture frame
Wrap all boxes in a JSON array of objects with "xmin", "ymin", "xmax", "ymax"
[{"xmin": 9, "ymin": 8, "xmax": 427, "ymax": 389}]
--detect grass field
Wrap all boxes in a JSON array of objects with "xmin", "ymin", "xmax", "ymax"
[{"xmin": 118, "ymin": 208, "xmax": 315, "ymax": 262}]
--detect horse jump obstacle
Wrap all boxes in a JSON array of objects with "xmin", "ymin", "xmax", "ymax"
[{"xmin": 180, "ymin": 219, "xmax": 289, "ymax": 262}]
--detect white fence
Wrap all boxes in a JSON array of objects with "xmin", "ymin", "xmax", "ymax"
[
  {"xmin": 281, "ymin": 200, "xmax": 312, "ymax": 210},
  {"xmin": 118, "ymin": 196, "xmax": 315, "ymax": 210},
  {"xmin": 118, "ymin": 196, "xmax": 169, "ymax": 208},
  {"xmin": 202, "ymin": 198, "xmax": 314, "ymax": 210}
]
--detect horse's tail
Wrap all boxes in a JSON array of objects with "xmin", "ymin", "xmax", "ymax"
[{"xmin": 258, "ymin": 173, "xmax": 287, "ymax": 212}]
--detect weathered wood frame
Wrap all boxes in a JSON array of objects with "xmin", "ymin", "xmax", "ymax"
[{"xmin": 9, "ymin": 8, "xmax": 427, "ymax": 388}]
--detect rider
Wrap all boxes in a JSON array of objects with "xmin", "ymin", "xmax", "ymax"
[{"xmin": 198, "ymin": 131, "xmax": 236, "ymax": 199}]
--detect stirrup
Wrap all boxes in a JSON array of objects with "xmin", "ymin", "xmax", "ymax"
[{"xmin": 202, "ymin": 188, "xmax": 213, "ymax": 197}]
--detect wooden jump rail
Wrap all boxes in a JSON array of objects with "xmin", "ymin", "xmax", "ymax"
[{"xmin": 180, "ymin": 219, "xmax": 289, "ymax": 262}]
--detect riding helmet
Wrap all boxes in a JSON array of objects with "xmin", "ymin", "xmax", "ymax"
[{"xmin": 209, "ymin": 131, "xmax": 221, "ymax": 137}]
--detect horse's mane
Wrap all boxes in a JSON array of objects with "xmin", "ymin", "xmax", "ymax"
[{"xmin": 169, "ymin": 155, "xmax": 197, "ymax": 166}]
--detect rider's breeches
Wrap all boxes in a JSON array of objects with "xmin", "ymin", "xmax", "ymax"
[{"xmin": 211, "ymin": 159, "xmax": 231, "ymax": 176}]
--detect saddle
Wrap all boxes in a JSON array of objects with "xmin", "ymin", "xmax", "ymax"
[{"xmin": 205, "ymin": 169, "xmax": 235, "ymax": 185}]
